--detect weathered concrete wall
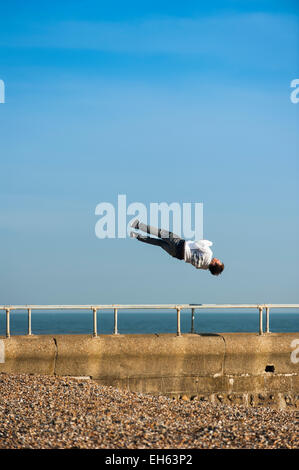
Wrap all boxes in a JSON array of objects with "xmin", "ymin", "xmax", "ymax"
[
  {"xmin": 0, "ymin": 336, "xmax": 56, "ymax": 375},
  {"xmin": 0, "ymin": 333, "xmax": 298, "ymax": 408}
]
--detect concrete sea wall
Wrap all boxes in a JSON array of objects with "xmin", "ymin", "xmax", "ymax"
[{"xmin": 0, "ymin": 333, "xmax": 298, "ymax": 409}]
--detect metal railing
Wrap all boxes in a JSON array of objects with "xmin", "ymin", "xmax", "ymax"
[{"xmin": 0, "ymin": 304, "xmax": 298, "ymax": 338}]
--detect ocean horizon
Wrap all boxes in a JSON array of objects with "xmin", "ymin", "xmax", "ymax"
[{"xmin": 0, "ymin": 311, "xmax": 298, "ymax": 336}]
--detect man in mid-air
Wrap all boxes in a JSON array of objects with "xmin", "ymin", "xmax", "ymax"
[{"xmin": 130, "ymin": 220, "xmax": 224, "ymax": 276}]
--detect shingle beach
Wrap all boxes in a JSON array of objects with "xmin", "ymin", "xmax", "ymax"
[{"xmin": 0, "ymin": 373, "xmax": 298, "ymax": 449}]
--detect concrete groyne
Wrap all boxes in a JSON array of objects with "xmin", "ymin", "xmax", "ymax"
[{"xmin": 0, "ymin": 332, "xmax": 298, "ymax": 409}]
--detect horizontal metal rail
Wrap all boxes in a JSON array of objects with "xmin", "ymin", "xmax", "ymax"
[{"xmin": 0, "ymin": 304, "xmax": 298, "ymax": 338}]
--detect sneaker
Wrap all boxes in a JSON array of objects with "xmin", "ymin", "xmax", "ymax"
[
  {"xmin": 130, "ymin": 219, "xmax": 139, "ymax": 229},
  {"xmin": 130, "ymin": 231, "xmax": 138, "ymax": 239}
]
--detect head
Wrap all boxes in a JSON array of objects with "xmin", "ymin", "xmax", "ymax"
[{"xmin": 208, "ymin": 258, "xmax": 224, "ymax": 276}]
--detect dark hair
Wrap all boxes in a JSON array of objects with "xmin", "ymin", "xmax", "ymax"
[{"xmin": 208, "ymin": 263, "xmax": 224, "ymax": 276}]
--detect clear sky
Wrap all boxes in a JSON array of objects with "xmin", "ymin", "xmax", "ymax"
[{"xmin": 0, "ymin": 1, "xmax": 298, "ymax": 305}]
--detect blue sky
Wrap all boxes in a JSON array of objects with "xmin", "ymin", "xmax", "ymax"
[{"xmin": 0, "ymin": 1, "xmax": 298, "ymax": 305}]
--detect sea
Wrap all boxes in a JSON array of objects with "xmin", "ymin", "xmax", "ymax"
[{"xmin": 0, "ymin": 310, "xmax": 298, "ymax": 336}]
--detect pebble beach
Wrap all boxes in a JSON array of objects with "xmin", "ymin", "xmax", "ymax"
[{"xmin": 0, "ymin": 373, "xmax": 298, "ymax": 449}]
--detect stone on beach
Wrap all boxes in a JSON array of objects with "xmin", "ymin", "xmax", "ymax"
[{"xmin": 0, "ymin": 373, "xmax": 298, "ymax": 449}]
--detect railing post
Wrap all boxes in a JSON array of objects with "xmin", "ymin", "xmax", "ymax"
[
  {"xmin": 265, "ymin": 306, "xmax": 270, "ymax": 333},
  {"xmin": 113, "ymin": 308, "xmax": 118, "ymax": 335},
  {"xmin": 258, "ymin": 306, "xmax": 263, "ymax": 335},
  {"xmin": 191, "ymin": 308, "xmax": 195, "ymax": 333},
  {"xmin": 176, "ymin": 307, "xmax": 181, "ymax": 336},
  {"xmin": 6, "ymin": 309, "xmax": 10, "ymax": 338},
  {"xmin": 92, "ymin": 308, "xmax": 97, "ymax": 337},
  {"xmin": 28, "ymin": 308, "xmax": 32, "ymax": 335}
]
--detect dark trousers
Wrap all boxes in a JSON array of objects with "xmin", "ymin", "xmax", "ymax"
[{"xmin": 135, "ymin": 222, "xmax": 185, "ymax": 260}]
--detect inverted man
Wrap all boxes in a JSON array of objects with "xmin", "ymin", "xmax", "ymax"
[{"xmin": 130, "ymin": 220, "xmax": 224, "ymax": 276}]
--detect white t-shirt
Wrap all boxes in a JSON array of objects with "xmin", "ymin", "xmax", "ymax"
[{"xmin": 184, "ymin": 240, "xmax": 213, "ymax": 269}]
